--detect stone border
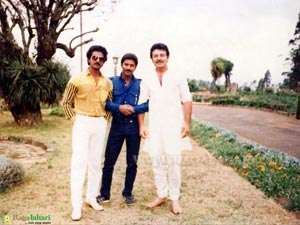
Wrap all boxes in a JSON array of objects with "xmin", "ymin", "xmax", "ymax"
[{"xmin": 0, "ymin": 135, "xmax": 55, "ymax": 152}]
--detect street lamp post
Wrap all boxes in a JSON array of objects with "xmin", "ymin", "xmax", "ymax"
[{"xmin": 112, "ymin": 56, "xmax": 119, "ymax": 76}]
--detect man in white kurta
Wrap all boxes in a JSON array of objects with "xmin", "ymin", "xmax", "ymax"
[{"xmin": 138, "ymin": 43, "xmax": 192, "ymax": 214}]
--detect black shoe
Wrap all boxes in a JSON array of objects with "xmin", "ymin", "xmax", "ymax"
[
  {"xmin": 96, "ymin": 195, "xmax": 110, "ymax": 204},
  {"xmin": 123, "ymin": 195, "xmax": 135, "ymax": 205}
]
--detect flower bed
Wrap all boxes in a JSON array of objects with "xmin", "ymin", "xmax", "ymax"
[{"xmin": 190, "ymin": 119, "xmax": 300, "ymax": 211}]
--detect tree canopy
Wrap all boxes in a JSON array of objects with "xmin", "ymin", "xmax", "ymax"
[
  {"xmin": 0, "ymin": 0, "xmax": 99, "ymax": 65},
  {"xmin": 211, "ymin": 57, "xmax": 234, "ymax": 79},
  {"xmin": 283, "ymin": 12, "xmax": 300, "ymax": 91},
  {"xmin": 257, "ymin": 70, "xmax": 271, "ymax": 92}
]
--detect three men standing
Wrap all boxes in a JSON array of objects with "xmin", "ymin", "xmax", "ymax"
[{"xmin": 63, "ymin": 43, "xmax": 192, "ymax": 220}]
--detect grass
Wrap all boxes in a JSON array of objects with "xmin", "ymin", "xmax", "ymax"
[{"xmin": 0, "ymin": 110, "xmax": 299, "ymax": 224}]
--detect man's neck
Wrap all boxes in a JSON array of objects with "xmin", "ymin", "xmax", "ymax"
[
  {"xmin": 121, "ymin": 74, "xmax": 133, "ymax": 85},
  {"xmin": 89, "ymin": 67, "xmax": 101, "ymax": 77},
  {"xmin": 156, "ymin": 66, "xmax": 168, "ymax": 76}
]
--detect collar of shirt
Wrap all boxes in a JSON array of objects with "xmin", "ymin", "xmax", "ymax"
[
  {"xmin": 86, "ymin": 69, "xmax": 106, "ymax": 86},
  {"xmin": 118, "ymin": 74, "xmax": 136, "ymax": 87}
]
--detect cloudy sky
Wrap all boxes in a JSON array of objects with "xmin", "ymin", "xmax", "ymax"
[{"xmin": 59, "ymin": 0, "xmax": 300, "ymax": 86}]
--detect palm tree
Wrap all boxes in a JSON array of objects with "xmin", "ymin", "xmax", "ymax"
[
  {"xmin": 1, "ymin": 58, "xmax": 70, "ymax": 126},
  {"xmin": 210, "ymin": 57, "xmax": 234, "ymax": 92}
]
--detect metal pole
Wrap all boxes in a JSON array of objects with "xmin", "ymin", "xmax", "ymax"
[
  {"xmin": 80, "ymin": 1, "xmax": 83, "ymax": 72},
  {"xmin": 112, "ymin": 56, "xmax": 119, "ymax": 76},
  {"xmin": 114, "ymin": 65, "xmax": 117, "ymax": 76}
]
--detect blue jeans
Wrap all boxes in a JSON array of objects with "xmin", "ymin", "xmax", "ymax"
[{"xmin": 100, "ymin": 118, "xmax": 141, "ymax": 198}]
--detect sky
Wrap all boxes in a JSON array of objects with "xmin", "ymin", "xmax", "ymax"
[{"xmin": 57, "ymin": 0, "xmax": 300, "ymax": 86}]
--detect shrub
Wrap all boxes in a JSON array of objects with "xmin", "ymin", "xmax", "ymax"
[
  {"xmin": 49, "ymin": 107, "xmax": 65, "ymax": 117},
  {"xmin": 234, "ymin": 91, "xmax": 297, "ymax": 114},
  {"xmin": 211, "ymin": 95, "xmax": 240, "ymax": 105},
  {"xmin": 192, "ymin": 95, "xmax": 202, "ymax": 102},
  {"xmin": 0, "ymin": 155, "xmax": 25, "ymax": 192}
]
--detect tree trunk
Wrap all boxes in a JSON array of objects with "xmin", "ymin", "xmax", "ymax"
[
  {"xmin": 10, "ymin": 105, "xmax": 43, "ymax": 127},
  {"xmin": 225, "ymin": 72, "xmax": 231, "ymax": 92},
  {"xmin": 296, "ymin": 94, "xmax": 300, "ymax": 120}
]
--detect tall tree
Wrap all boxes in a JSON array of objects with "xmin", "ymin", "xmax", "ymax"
[
  {"xmin": 282, "ymin": 13, "xmax": 300, "ymax": 91},
  {"xmin": 256, "ymin": 70, "xmax": 272, "ymax": 92},
  {"xmin": 210, "ymin": 57, "xmax": 234, "ymax": 92}
]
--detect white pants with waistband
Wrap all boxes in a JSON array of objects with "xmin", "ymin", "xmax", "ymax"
[
  {"xmin": 151, "ymin": 154, "xmax": 182, "ymax": 200},
  {"xmin": 71, "ymin": 114, "xmax": 107, "ymax": 209}
]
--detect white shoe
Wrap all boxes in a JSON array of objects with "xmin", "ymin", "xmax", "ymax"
[
  {"xmin": 85, "ymin": 200, "xmax": 104, "ymax": 211},
  {"xmin": 71, "ymin": 208, "xmax": 81, "ymax": 221}
]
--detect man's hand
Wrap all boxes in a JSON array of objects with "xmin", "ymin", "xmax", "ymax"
[
  {"xmin": 70, "ymin": 116, "xmax": 76, "ymax": 124},
  {"xmin": 181, "ymin": 122, "xmax": 190, "ymax": 138},
  {"xmin": 119, "ymin": 104, "xmax": 134, "ymax": 115},
  {"xmin": 139, "ymin": 126, "xmax": 148, "ymax": 139}
]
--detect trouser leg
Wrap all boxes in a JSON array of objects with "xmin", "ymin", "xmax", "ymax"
[
  {"xmin": 100, "ymin": 122, "xmax": 124, "ymax": 199},
  {"xmin": 123, "ymin": 122, "xmax": 140, "ymax": 197},
  {"xmin": 167, "ymin": 154, "xmax": 181, "ymax": 200},
  {"xmin": 151, "ymin": 154, "xmax": 168, "ymax": 198},
  {"xmin": 86, "ymin": 117, "xmax": 107, "ymax": 201},
  {"xmin": 71, "ymin": 116, "xmax": 89, "ymax": 209}
]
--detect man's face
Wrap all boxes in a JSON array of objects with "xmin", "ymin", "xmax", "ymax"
[
  {"xmin": 151, "ymin": 49, "xmax": 169, "ymax": 69},
  {"xmin": 89, "ymin": 51, "xmax": 106, "ymax": 70},
  {"xmin": 121, "ymin": 59, "xmax": 137, "ymax": 78}
]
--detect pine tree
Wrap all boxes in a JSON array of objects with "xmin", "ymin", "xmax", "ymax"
[{"xmin": 283, "ymin": 13, "xmax": 300, "ymax": 91}]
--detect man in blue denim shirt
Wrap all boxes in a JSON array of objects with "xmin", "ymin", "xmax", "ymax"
[{"xmin": 96, "ymin": 53, "xmax": 148, "ymax": 205}]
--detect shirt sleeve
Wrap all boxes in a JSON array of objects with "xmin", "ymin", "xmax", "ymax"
[
  {"xmin": 104, "ymin": 79, "xmax": 113, "ymax": 121},
  {"xmin": 62, "ymin": 80, "xmax": 78, "ymax": 120},
  {"xmin": 105, "ymin": 100, "xmax": 120, "ymax": 112},
  {"xmin": 138, "ymin": 79, "xmax": 150, "ymax": 104},
  {"xmin": 133, "ymin": 101, "xmax": 149, "ymax": 113},
  {"xmin": 179, "ymin": 77, "xmax": 192, "ymax": 102}
]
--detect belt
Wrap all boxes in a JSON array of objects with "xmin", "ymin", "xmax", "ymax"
[
  {"xmin": 112, "ymin": 117, "xmax": 137, "ymax": 123},
  {"xmin": 77, "ymin": 113, "xmax": 102, "ymax": 118}
]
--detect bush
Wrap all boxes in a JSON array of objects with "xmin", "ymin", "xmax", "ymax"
[
  {"xmin": 49, "ymin": 107, "xmax": 65, "ymax": 117},
  {"xmin": 0, "ymin": 155, "xmax": 25, "ymax": 192},
  {"xmin": 192, "ymin": 95, "xmax": 202, "ymax": 102},
  {"xmin": 234, "ymin": 91, "xmax": 297, "ymax": 114},
  {"xmin": 211, "ymin": 95, "xmax": 240, "ymax": 105}
]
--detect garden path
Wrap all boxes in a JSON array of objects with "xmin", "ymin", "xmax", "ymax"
[{"xmin": 192, "ymin": 103, "xmax": 300, "ymax": 159}]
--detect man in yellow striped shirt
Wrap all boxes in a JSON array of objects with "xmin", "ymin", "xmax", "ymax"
[{"xmin": 62, "ymin": 45, "xmax": 112, "ymax": 221}]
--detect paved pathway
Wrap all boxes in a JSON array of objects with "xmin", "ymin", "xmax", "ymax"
[{"xmin": 192, "ymin": 104, "xmax": 300, "ymax": 159}]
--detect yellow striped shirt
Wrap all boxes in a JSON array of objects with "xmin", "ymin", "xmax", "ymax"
[{"xmin": 62, "ymin": 70, "xmax": 113, "ymax": 121}]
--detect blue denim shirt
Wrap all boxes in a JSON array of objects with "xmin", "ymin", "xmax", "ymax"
[{"xmin": 105, "ymin": 75, "xmax": 148, "ymax": 120}]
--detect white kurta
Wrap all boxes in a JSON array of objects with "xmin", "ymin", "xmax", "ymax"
[{"xmin": 139, "ymin": 69, "xmax": 192, "ymax": 156}]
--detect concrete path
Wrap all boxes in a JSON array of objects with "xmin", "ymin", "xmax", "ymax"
[{"xmin": 192, "ymin": 104, "xmax": 300, "ymax": 159}]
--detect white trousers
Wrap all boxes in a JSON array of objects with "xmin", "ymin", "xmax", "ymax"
[
  {"xmin": 71, "ymin": 115, "xmax": 107, "ymax": 209},
  {"xmin": 151, "ymin": 154, "xmax": 181, "ymax": 200}
]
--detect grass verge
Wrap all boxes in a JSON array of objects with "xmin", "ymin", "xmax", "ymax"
[{"xmin": 190, "ymin": 119, "xmax": 300, "ymax": 212}]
